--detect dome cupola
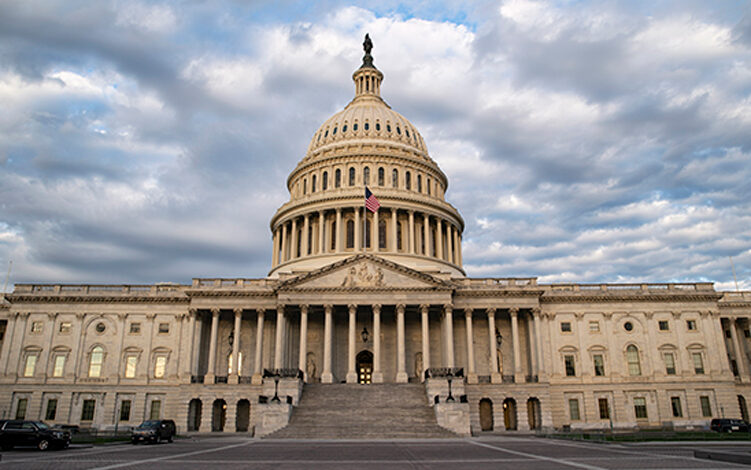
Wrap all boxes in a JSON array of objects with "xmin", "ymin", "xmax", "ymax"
[{"xmin": 269, "ymin": 35, "xmax": 464, "ymax": 278}]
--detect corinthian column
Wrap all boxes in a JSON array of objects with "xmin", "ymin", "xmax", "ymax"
[
  {"xmin": 465, "ymin": 308, "xmax": 476, "ymax": 383},
  {"xmin": 510, "ymin": 307, "xmax": 523, "ymax": 382},
  {"xmin": 396, "ymin": 304, "xmax": 408, "ymax": 383},
  {"xmin": 408, "ymin": 210, "xmax": 415, "ymax": 253},
  {"xmin": 302, "ymin": 215, "xmax": 310, "ymax": 256},
  {"xmin": 229, "ymin": 308, "xmax": 242, "ymax": 384},
  {"xmin": 321, "ymin": 305, "xmax": 334, "ymax": 383},
  {"xmin": 252, "ymin": 309, "xmax": 265, "ymax": 384},
  {"xmin": 391, "ymin": 209, "xmax": 397, "ymax": 252},
  {"xmin": 420, "ymin": 304, "xmax": 430, "ymax": 382},
  {"xmin": 488, "ymin": 308, "xmax": 501, "ymax": 383},
  {"xmin": 445, "ymin": 305, "xmax": 455, "ymax": 368},
  {"xmin": 436, "ymin": 219, "xmax": 443, "ymax": 259},
  {"xmin": 206, "ymin": 308, "xmax": 220, "ymax": 382},
  {"xmin": 423, "ymin": 214, "xmax": 430, "ymax": 256},
  {"xmin": 274, "ymin": 305, "xmax": 285, "ymax": 369},
  {"xmin": 346, "ymin": 304, "xmax": 358, "ymax": 383},
  {"xmin": 298, "ymin": 305, "xmax": 309, "ymax": 382},
  {"xmin": 372, "ymin": 304, "xmax": 383, "ymax": 383},
  {"xmin": 335, "ymin": 209, "xmax": 342, "ymax": 252}
]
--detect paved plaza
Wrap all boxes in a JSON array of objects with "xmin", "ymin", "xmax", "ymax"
[{"xmin": 0, "ymin": 436, "xmax": 749, "ymax": 469}]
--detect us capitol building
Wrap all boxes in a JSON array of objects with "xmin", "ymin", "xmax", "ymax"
[{"xmin": 1, "ymin": 37, "xmax": 750, "ymax": 437}]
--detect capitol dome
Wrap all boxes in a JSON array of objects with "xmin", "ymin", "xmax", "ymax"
[{"xmin": 269, "ymin": 35, "xmax": 464, "ymax": 278}]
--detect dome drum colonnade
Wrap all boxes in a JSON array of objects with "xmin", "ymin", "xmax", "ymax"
[{"xmin": 269, "ymin": 41, "xmax": 464, "ymax": 278}]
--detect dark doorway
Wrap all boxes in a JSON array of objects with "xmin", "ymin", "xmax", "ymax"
[
  {"xmin": 479, "ymin": 398, "xmax": 494, "ymax": 431},
  {"xmin": 188, "ymin": 399, "xmax": 202, "ymax": 431},
  {"xmin": 527, "ymin": 397, "xmax": 541, "ymax": 430},
  {"xmin": 212, "ymin": 399, "xmax": 227, "ymax": 432},
  {"xmin": 740, "ymin": 395, "xmax": 749, "ymax": 423},
  {"xmin": 503, "ymin": 398, "xmax": 517, "ymax": 430},
  {"xmin": 236, "ymin": 399, "xmax": 250, "ymax": 432},
  {"xmin": 356, "ymin": 350, "xmax": 373, "ymax": 384}
]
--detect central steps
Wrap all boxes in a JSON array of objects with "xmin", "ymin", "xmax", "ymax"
[{"xmin": 266, "ymin": 383, "xmax": 457, "ymax": 439}]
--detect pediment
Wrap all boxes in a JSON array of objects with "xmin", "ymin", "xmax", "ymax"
[{"xmin": 278, "ymin": 255, "xmax": 449, "ymax": 291}]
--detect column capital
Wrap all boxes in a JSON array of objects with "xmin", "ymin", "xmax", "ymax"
[
  {"xmin": 419, "ymin": 304, "xmax": 429, "ymax": 314},
  {"xmin": 670, "ymin": 310, "xmax": 682, "ymax": 319},
  {"xmin": 115, "ymin": 312, "xmax": 127, "ymax": 320},
  {"xmin": 573, "ymin": 311, "xmax": 584, "ymax": 320},
  {"xmin": 300, "ymin": 304, "xmax": 309, "ymax": 314},
  {"xmin": 210, "ymin": 308, "xmax": 220, "ymax": 316},
  {"xmin": 174, "ymin": 312, "xmax": 186, "ymax": 321},
  {"xmin": 348, "ymin": 304, "xmax": 358, "ymax": 313},
  {"xmin": 146, "ymin": 313, "xmax": 157, "ymax": 320},
  {"xmin": 256, "ymin": 307, "xmax": 266, "ymax": 315},
  {"xmin": 396, "ymin": 304, "xmax": 406, "ymax": 314},
  {"xmin": 324, "ymin": 304, "xmax": 333, "ymax": 314},
  {"xmin": 372, "ymin": 304, "xmax": 382, "ymax": 314},
  {"xmin": 509, "ymin": 307, "xmax": 519, "ymax": 317},
  {"xmin": 408, "ymin": 209, "xmax": 414, "ymax": 215},
  {"xmin": 643, "ymin": 310, "xmax": 654, "ymax": 319},
  {"xmin": 531, "ymin": 307, "xmax": 541, "ymax": 317},
  {"xmin": 336, "ymin": 207, "xmax": 342, "ymax": 214},
  {"xmin": 486, "ymin": 308, "xmax": 496, "ymax": 316},
  {"xmin": 188, "ymin": 308, "xmax": 198, "ymax": 316},
  {"xmin": 444, "ymin": 304, "xmax": 453, "ymax": 314},
  {"xmin": 276, "ymin": 304, "xmax": 285, "ymax": 313},
  {"xmin": 464, "ymin": 308, "xmax": 473, "ymax": 317},
  {"xmin": 233, "ymin": 308, "xmax": 243, "ymax": 316}
]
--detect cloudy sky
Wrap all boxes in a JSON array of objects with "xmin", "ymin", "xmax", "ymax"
[{"xmin": 0, "ymin": 0, "xmax": 750, "ymax": 290}]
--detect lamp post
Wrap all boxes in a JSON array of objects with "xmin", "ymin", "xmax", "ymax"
[
  {"xmin": 271, "ymin": 374, "xmax": 281, "ymax": 403},
  {"xmin": 446, "ymin": 370, "xmax": 455, "ymax": 403}
]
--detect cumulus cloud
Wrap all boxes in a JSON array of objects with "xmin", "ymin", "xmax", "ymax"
[{"xmin": 0, "ymin": 0, "xmax": 749, "ymax": 293}]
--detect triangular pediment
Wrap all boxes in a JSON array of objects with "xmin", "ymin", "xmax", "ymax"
[{"xmin": 278, "ymin": 255, "xmax": 450, "ymax": 291}]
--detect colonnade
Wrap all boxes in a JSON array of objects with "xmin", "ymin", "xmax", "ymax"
[
  {"xmin": 271, "ymin": 207, "xmax": 462, "ymax": 268},
  {"xmin": 193, "ymin": 305, "xmax": 541, "ymax": 385}
]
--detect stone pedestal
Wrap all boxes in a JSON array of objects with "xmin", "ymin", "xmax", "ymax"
[
  {"xmin": 372, "ymin": 371, "xmax": 384, "ymax": 383},
  {"xmin": 251, "ymin": 374, "xmax": 263, "ymax": 385},
  {"xmin": 434, "ymin": 402, "xmax": 470, "ymax": 436},
  {"xmin": 255, "ymin": 403, "xmax": 292, "ymax": 437},
  {"xmin": 228, "ymin": 375, "xmax": 239, "ymax": 385},
  {"xmin": 346, "ymin": 372, "xmax": 358, "ymax": 383},
  {"xmin": 491, "ymin": 372, "xmax": 502, "ymax": 384}
]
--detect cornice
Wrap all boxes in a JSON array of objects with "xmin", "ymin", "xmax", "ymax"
[
  {"xmin": 6, "ymin": 294, "xmax": 189, "ymax": 304},
  {"xmin": 185, "ymin": 290, "xmax": 276, "ymax": 298},
  {"xmin": 540, "ymin": 292, "xmax": 723, "ymax": 303}
]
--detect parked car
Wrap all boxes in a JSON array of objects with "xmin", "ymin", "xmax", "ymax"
[
  {"xmin": 131, "ymin": 419, "xmax": 175, "ymax": 444},
  {"xmin": 710, "ymin": 418, "xmax": 749, "ymax": 433},
  {"xmin": 0, "ymin": 420, "xmax": 71, "ymax": 450}
]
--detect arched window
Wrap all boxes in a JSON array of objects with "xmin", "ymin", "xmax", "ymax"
[
  {"xmin": 378, "ymin": 167, "xmax": 384, "ymax": 186},
  {"xmin": 417, "ymin": 174, "xmax": 422, "ymax": 192},
  {"xmin": 312, "ymin": 174, "xmax": 317, "ymax": 193},
  {"xmin": 303, "ymin": 178, "xmax": 307, "ymax": 195},
  {"xmin": 405, "ymin": 171, "xmax": 411, "ymax": 190},
  {"xmin": 427, "ymin": 178, "xmax": 431, "ymax": 195},
  {"xmin": 397, "ymin": 221, "xmax": 403, "ymax": 251},
  {"xmin": 89, "ymin": 346, "xmax": 104, "ymax": 378},
  {"xmin": 627, "ymin": 345, "xmax": 641, "ymax": 376},
  {"xmin": 330, "ymin": 221, "xmax": 336, "ymax": 251},
  {"xmin": 349, "ymin": 167, "xmax": 355, "ymax": 186},
  {"xmin": 363, "ymin": 167, "xmax": 370, "ymax": 186},
  {"xmin": 322, "ymin": 171, "xmax": 328, "ymax": 190},
  {"xmin": 346, "ymin": 220, "xmax": 355, "ymax": 249},
  {"xmin": 335, "ymin": 169, "xmax": 341, "ymax": 188},
  {"xmin": 392, "ymin": 169, "xmax": 398, "ymax": 188},
  {"xmin": 379, "ymin": 220, "xmax": 387, "ymax": 249}
]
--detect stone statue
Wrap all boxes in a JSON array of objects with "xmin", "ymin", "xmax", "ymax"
[
  {"xmin": 414, "ymin": 352, "xmax": 423, "ymax": 379},
  {"xmin": 363, "ymin": 33, "xmax": 373, "ymax": 55},
  {"xmin": 306, "ymin": 352, "xmax": 317, "ymax": 380}
]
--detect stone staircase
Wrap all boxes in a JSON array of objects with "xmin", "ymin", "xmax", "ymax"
[{"xmin": 266, "ymin": 383, "xmax": 457, "ymax": 439}]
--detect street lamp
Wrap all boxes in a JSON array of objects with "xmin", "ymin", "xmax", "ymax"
[
  {"xmin": 361, "ymin": 327, "xmax": 369, "ymax": 343},
  {"xmin": 446, "ymin": 370, "xmax": 455, "ymax": 403},
  {"xmin": 271, "ymin": 373, "xmax": 281, "ymax": 403}
]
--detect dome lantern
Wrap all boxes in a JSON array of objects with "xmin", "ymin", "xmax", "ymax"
[{"xmin": 352, "ymin": 33, "xmax": 383, "ymax": 100}]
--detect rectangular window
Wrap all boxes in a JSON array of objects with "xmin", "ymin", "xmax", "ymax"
[
  {"xmin": 686, "ymin": 320, "xmax": 697, "ymax": 331},
  {"xmin": 589, "ymin": 321, "xmax": 600, "ymax": 332},
  {"xmin": 663, "ymin": 352, "xmax": 676, "ymax": 375},
  {"xmin": 53, "ymin": 355, "xmax": 66, "ymax": 377},
  {"xmin": 568, "ymin": 399, "xmax": 580, "ymax": 421},
  {"xmin": 129, "ymin": 323, "xmax": 141, "ymax": 334},
  {"xmin": 31, "ymin": 321, "xmax": 43, "ymax": 333},
  {"xmin": 23, "ymin": 354, "xmax": 37, "ymax": 377},
  {"xmin": 564, "ymin": 355, "xmax": 576, "ymax": 376},
  {"xmin": 658, "ymin": 320, "xmax": 669, "ymax": 331},
  {"xmin": 150, "ymin": 400, "xmax": 161, "ymax": 420},
  {"xmin": 158, "ymin": 323, "xmax": 169, "ymax": 334},
  {"xmin": 561, "ymin": 322, "xmax": 572, "ymax": 332},
  {"xmin": 154, "ymin": 356, "xmax": 167, "ymax": 378},
  {"xmin": 125, "ymin": 356, "xmax": 137, "ymax": 378},
  {"xmin": 59, "ymin": 322, "xmax": 72, "ymax": 334},
  {"xmin": 671, "ymin": 397, "xmax": 683, "ymax": 418},
  {"xmin": 692, "ymin": 353, "xmax": 705, "ymax": 374},
  {"xmin": 634, "ymin": 397, "xmax": 648, "ymax": 419},
  {"xmin": 15, "ymin": 398, "xmax": 28, "ymax": 419},
  {"xmin": 593, "ymin": 354, "xmax": 605, "ymax": 376},
  {"xmin": 598, "ymin": 398, "xmax": 610, "ymax": 419},
  {"xmin": 120, "ymin": 400, "xmax": 131, "ymax": 421},
  {"xmin": 81, "ymin": 399, "xmax": 96, "ymax": 421},
  {"xmin": 700, "ymin": 396, "xmax": 712, "ymax": 417},
  {"xmin": 45, "ymin": 399, "xmax": 58, "ymax": 421}
]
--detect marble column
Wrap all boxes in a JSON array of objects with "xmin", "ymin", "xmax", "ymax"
[
  {"xmin": 454, "ymin": 230, "xmax": 462, "ymax": 265},
  {"xmin": 396, "ymin": 304, "xmax": 408, "ymax": 382},
  {"xmin": 510, "ymin": 308, "xmax": 523, "ymax": 382},
  {"xmin": 730, "ymin": 318, "xmax": 748, "ymax": 381},
  {"xmin": 229, "ymin": 308, "xmax": 242, "ymax": 384},
  {"xmin": 445, "ymin": 305, "xmax": 455, "ymax": 368},
  {"xmin": 373, "ymin": 210, "xmax": 379, "ymax": 252},
  {"xmin": 436, "ymin": 219, "xmax": 443, "ymax": 260},
  {"xmin": 533, "ymin": 308, "xmax": 545, "ymax": 380},
  {"xmin": 318, "ymin": 211, "xmax": 325, "ymax": 254},
  {"xmin": 391, "ymin": 208, "xmax": 398, "ymax": 252},
  {"xmin": 274, "ymin": 305, "xmax": 285, "ymax": 369},
  {"xmin": 298, "ymin": 305, "xmax": 308, "ymax": 382},
  {"xmin": 446, "ymin": 224, "xmax": 454, "ymax": 264},
  {"xmin": 280, "ymin": 223, "xmax": 288, "ymax": 263},
  {"xmin": 206, "ymin": 308, "xmax": 220, "ymax": 382},
  {"xmin": 408, "ymin": 210, "xmax": 415, "ymax": 254},
  {"xmin": 290, "ymin": 218, "xmax": 298, "ymax": 259},
  {"xmin": 372, "ymin": 304, "xmax": 383, "ymax": 383},
  {"xmin": 272, "ymin": 229, "xmax": 279, "ymax": 266},
  {"xmin": 302, "ymin": 215, "xmax": 310, "ymax": 256},
  {"xmin": 488, "ymin": 308, "xmax": 501, "ymax": 383},
  {"xmin": 346, "ymin": 304, "xmax": 358, "ymax": 383},
  {"xmin": 189, "ymin": 309, "xmax": 201, "ymax": 377},
  {"xmin": 252, "ymin": 309, "xmax": 265, "ymax": 384},
  {"xmin": 321, "ymin": 305, "xmax": 334, "ymax": 383},
  {"xmin": 465, "ymin": 308, "xmax": 476, "ymax": 383},
  {"xmin": 423, "ymin": 214, "xmax": 430, "ymax": 256},
  {"xmin": 354, "ymin": 208, "xmax": 361, "ymax": 252},
  {"xmin": 335, "ymin": 209, "xmax": 342, "ymax": 252},
  {"xmin": 420, "ymin": 305, "xmax": 430, "ymax": 382}
]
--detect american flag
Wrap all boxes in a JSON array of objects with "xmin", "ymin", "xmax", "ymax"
[{"xmin": 365, "ymin": 187, "xmax": 381, "ymax": 213}]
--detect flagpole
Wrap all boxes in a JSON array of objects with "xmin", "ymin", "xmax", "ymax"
[{"xmin": 363, "ymin": 187, "xmax": 367, "ymax": 252}]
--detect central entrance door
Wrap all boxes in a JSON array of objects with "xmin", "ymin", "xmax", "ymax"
[{"xmin": 356, "ymin": 350, "xmax": 373, "ymax": 384}]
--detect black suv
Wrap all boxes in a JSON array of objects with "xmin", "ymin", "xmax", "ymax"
[
  {"xmin": 710, "ymin": 418, "xmax": 749, "ymax": 433},
  {"xmin": 0, "ymin": 420, "xmax": 71, "ymax": 450},
  {"xmin": 131, "ymin": 419, "xmax": 176, "ymax": 444}
]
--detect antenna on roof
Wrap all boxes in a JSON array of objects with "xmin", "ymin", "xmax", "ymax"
[
  {"xmin": 2, "ymin": 260, "xmax": 11, "ymax": 294},
  {"xmin": 730, "ymin": 256, "xmax": 739, "ymax": 292}
]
